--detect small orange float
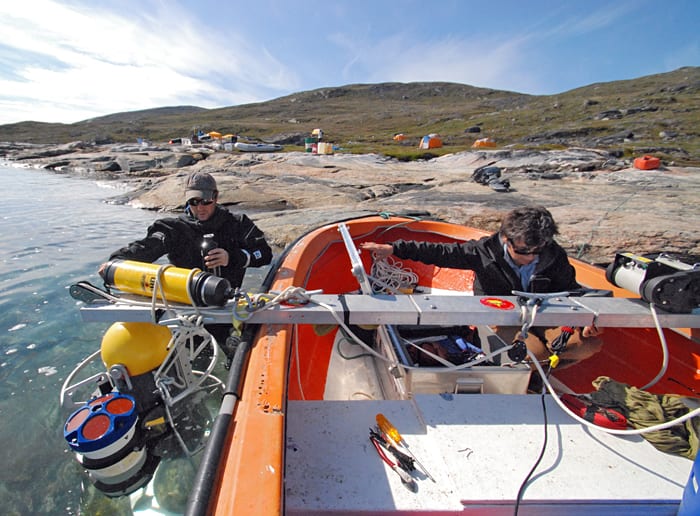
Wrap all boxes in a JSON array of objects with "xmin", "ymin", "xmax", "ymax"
[{"xmin": 634, "ymin": 155, "xmax": 661, "ymax": 170}]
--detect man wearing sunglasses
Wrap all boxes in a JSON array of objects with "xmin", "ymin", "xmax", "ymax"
[
  {"xmin": 102, "ymin": 171, "xmax": 272, "ymax": 290},
  {"xmin": 100, "ymin": 171, "xmax": 273, "ymax": 357},
  {"xmin": 360, "ymin": 205, "xmax": 602, "ymax": 377}
]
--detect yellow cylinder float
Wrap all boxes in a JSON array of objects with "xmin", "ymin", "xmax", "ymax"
[
  {"xmin": 101, "ymin": 322, "xmax": 172, "ymax": 376},
  {"xmin": 101, "ymin": 259, "xmax": 231, "ymax": 306}
]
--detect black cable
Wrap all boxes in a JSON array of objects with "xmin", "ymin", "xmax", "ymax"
[
  {"xmin": 336, "ymin": 329, "xmax": 374, "ymax": 360},
  {"xmin": 514, "ymin": 372, "xmax": 550, "ymax": 516}
]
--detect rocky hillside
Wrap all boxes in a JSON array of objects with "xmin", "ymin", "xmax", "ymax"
[{"xmin": 1, "ymin": 67, "xmax": 698, "ymax": 165}]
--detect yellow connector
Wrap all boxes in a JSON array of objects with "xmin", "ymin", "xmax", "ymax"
[{"xmin": 548, "ymin": 354, "xmax": 560, "ymax": 368}]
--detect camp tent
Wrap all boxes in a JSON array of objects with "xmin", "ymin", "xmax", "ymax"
[
  {"xmin": 472, "ymin": 137, "xmax": 496, "ymax": 148},
  {"xmin": 208, "ymin": 131, "xmax": 222, "ymax": 139},
  {"xmin": 418, "ymin": 133, "xmax": 442, "ymax": 149},
  {"xmin": 393, "ymin": 133, "xmax": 406, "ymax": 142}
]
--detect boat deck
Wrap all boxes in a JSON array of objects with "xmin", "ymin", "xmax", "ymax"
[
  {"xmin": 285, "ymin": 394, "xmax": 689, "ymax": 514},
  {"xmin": 283, "ymin": 323, "xmax": 691, "ymax": 515}
]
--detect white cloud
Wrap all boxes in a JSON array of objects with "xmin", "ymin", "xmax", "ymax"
[
  {"xmin": 560, "ymin": 3, "xmax": 637, "ymax": 37},
  {"xmin": 0, "ymin": 0, "xmax": 695, "ymax": 125},
  {"xmin": 0, "ymin": 0, "xmax": 299, "ymax": 124},
  {"xmin": 329, "ymin": 28, "xmax": 539, "ymax": 93}
]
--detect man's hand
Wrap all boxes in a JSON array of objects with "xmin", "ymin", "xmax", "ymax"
[
  {"xmin": 581, "ymin": 325, "xmax": 603, "ymax": 338},
  {"xmin": 204, "ymin": 248, "xmax": 229, "ymax": 269},
  {"xmin": 359, "ymin": 242, "xmax": 393, "ymax": 259}
]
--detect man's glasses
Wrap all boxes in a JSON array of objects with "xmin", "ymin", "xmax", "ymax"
[
  {"xmin": 188, "ymin": 198, "xmax": 214, "ymax": 206},
  {"xmin": 508, "ymin": 239, "xmax": 544, "ymax": 255}
]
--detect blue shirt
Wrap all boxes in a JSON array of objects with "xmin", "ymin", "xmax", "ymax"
[{"xmin": 503, "ymin": 243, "xmax": 539, "ymax": 291}]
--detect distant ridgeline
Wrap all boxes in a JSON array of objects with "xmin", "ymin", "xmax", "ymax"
[{"xmin": 0, "ymin": 67, "xmax": 697, "ymax": 164}]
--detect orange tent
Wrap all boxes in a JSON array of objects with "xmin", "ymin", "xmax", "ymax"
[
  {"xmin": 472, "ymin": 137, "xmax": 496, "ymax": 148},
  {"xmin": 418, "ymin": 134, "xmax": 442, "ymax": 149},
  {"xmin": 208, "ymin": 131, "xmax": 222, "ymax": 139},
  {"xmin": 393, "ymin": 133, "xmax": 406, "ymax": 142}
]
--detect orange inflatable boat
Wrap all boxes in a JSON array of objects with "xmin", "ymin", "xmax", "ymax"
[{"xmin": 203, "ymin": 214, "xmax": 699, "ymax": 515}]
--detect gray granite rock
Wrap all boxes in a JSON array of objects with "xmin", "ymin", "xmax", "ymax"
[{"xmin": 3, "ymin": 142, "xmax": 698, "ymax": 265}]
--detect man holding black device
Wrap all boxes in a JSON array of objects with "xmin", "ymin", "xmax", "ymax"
[{"xmin": 99, "ymin": 171, "xmax": 273, "ymax": 347}]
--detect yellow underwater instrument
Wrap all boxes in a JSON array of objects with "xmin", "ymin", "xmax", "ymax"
[{"xmin": 101, "ymin": 259, "xmax": 232, "ymax": 306}]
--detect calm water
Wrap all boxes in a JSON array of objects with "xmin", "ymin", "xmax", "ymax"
[{"xmin": 0, "ymin": 164, "xmax": 266, "ymax": 514}]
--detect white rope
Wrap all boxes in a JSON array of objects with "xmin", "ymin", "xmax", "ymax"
[
  {"xmin": 267, "ymin": 286, "xmax": 322, "ymax": 306},
  {"xmin": 312, "ymin": 296, "xmax": 515, "ymax": 372},
  {"xmin": 231, "ymin": 286, "xmax": 323, "ymax": 321},
  {"xmin": 531, "ymin": 349, "xmax": 700, "ymax": 436},
  {"xmin": 368, "ymin": 256, "xmax": 418, "ymax": 294},
  {"xmin": 640, "ymin": 303, "xmax": 669, "ymax": 390}
]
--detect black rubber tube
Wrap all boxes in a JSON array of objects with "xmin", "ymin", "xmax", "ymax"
[{"xmin": 185, "ymin": 324, "xmax": 257, "ymax": 516}]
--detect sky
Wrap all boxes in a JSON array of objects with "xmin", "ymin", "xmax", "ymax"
[{"xmin": 1, "ymin": 0, "xmax": 698, "ymax": 126}]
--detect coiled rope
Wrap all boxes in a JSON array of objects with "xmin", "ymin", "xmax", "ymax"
[{"xmin": 368, "ymin": 256, "xmax": 418, "ymax": 295}]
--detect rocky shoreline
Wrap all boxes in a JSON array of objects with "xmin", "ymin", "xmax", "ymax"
[{"xmin": 2, "ymin": 141, "xmax": 699, "ymax": 265}]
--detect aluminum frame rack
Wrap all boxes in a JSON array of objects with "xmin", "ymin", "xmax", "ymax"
[{"xmin": 79, "ymin": 293, "xmax": 700, "ymax": 329}]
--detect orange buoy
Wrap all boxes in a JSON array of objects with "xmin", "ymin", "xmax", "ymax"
[{"xmin": 633, "ymin": 155, "xmax": 660, "ymax": 170}]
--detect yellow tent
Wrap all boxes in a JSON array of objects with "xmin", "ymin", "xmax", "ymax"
[{"xmin": 208, "ymin": 131, "xmax": 222, "ymax": 139}]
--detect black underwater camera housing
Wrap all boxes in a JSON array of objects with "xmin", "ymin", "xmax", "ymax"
[{"xmin": 606, "ymin": 252, "xmax": 700, "ymax": 313}]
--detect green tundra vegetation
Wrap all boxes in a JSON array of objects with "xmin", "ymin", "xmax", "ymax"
[{"xmin": 1, "ymin": 67, "xmax": 698, "ymax": 165}]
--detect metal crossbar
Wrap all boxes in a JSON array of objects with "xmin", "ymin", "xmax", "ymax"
[{"xmin": 79, "ymin": 294, "xmax": 700, "ymax": 328}]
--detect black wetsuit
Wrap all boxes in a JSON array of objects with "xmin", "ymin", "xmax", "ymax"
[
  {"xmin": 108, "ymin": 206, "xmax": 272, "ymax": 349},
  {"xmin": 109, "ymin": 205, "xmax": 272, "ymax": 289}
]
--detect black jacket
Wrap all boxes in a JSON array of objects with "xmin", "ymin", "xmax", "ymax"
[
  {"xmin": 109, "ymin": 206, "xmax": 272, "ymax": 288},
  {"xmin": 392, "ymin": 232, "xmax": 579, "ymax": 295}
]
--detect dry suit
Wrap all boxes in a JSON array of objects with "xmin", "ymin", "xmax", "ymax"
[{"xmin": 109, "ymin": 205, "xmax": 272, "ymax": 289}]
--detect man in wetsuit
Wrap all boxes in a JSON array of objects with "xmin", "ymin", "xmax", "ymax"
[{"xmin": 100, "ymin": 171, "xmax": 273, "ymax": 347}]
